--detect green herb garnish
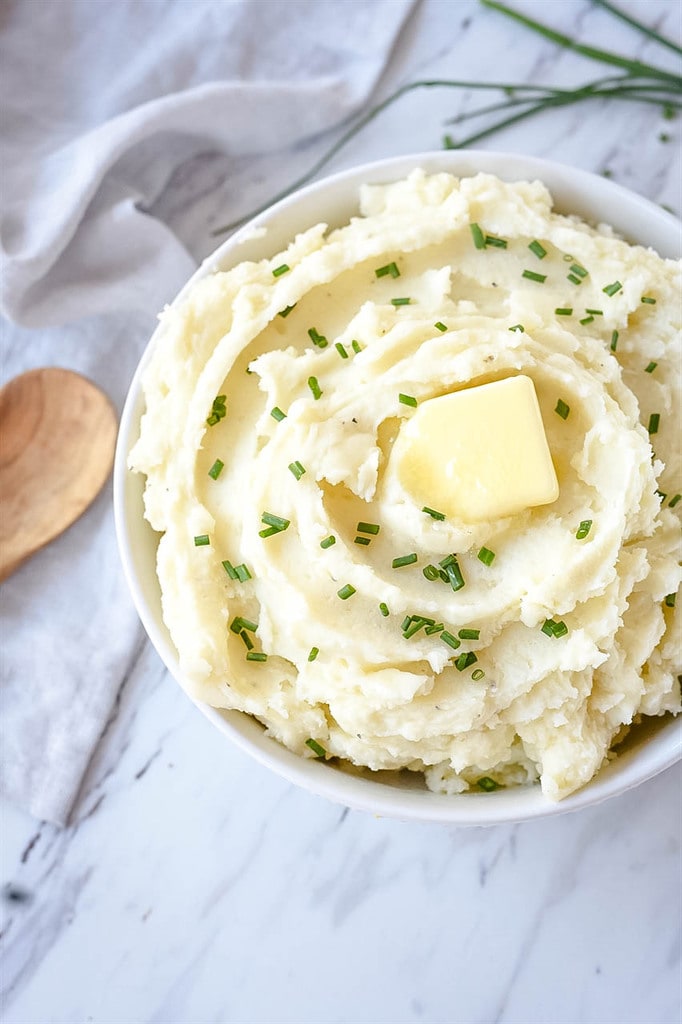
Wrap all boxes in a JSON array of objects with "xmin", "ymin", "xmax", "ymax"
[
  {"xmin": 454, "ymin": 651, "xmax": 478, "ymax": 671},
  {"xmin": 246, "ymin": 651, "xmax": 268, "ymax": 662},
  {"xmin": 335, "ymin": 342, "xmax": 349, "ymax": 359},
  {"xmin": 354, "ymin": 536, "xmax": 371, "ymax": 546},
  {"xmin": 645, "ymin": 361, "xmax": 658, "ymax": 373},
  {"xmin": 485, "ymin": 234, "xmax": 508, "ymax": 248},
  {"xmin": 641, "ymin": 295, "xmax": 657, "ymax": 304},
  {"xmin": 208, "ymin": 459, "xmax": 224, "ymax": 480},
  {"xmin": 434, "ymin": 321, "xmax": 448, "ymax": 332},
  {"xmin": 308, "ymin": 647, "xmax": 319, "ymax": 662},
  {"xmin": 648, "ymin": 412, "xmax": 660, "ymax": 434},
  {"xmin": 391, "ymin": 297, "xmax": 412, "ymax": 306},
  {"xmin": 555, "ymin": 307, "xmax": 573, "ymax": 316},
  {"xmin": 320, "ymin": 535, "xmax": 336, "ymax": 549},
  {"xmin": 541, "ymin": 618, "xmax": 568, "ymax": 638},
  {"xmin": 230, "ymin": 616, "xmax": 258, "ymax": 634},
  {"xmin": 379, "ymin": 602, "xmax": 390, "ymax": 617},
  {"xmin": 458, "ymin": 628, "xmax": 480, "ymax": 640},
  {"xmin": 603, "ymin": 280, "xmax": 623, "ymax": 296},
  {"xmin": 272, "ymin": 264, "xmax": 290, "ymax": 277},
  {"xmin": 351, "ymin": 339, "xmax": 363, "ymax": 354},
  {"xmin": 222, "ymin": 560, "xmax": 239, "ymax": 579},
  {"xmin": 399, "ymin": 393, "xmax": 418, "ymax": 407},
  {"xmin": 423, "ymin": 564, "xmax": 441, "ymax": 581},
  {"xmin": 259, "ymin": 512, "xmax": 290, "ymax": 537},
  {"xmin": 668, "ymin": 494, "xmax": 681, "ymax": 508},
  {"xmin": 555, "ymin": 398, "xmax": 570, "ymax": 420},
  {"xmin": 357, "ymin": 522, "xmax": 380, "ymax": 535},
  {"xmin": 522, "ymin": 269, "xmax": 546, "ymax": 283},
  {"xmin": 422, "ymin": 506, "xmax": 446, "ymax": 521},
  {"xmin": 471, "ymin": 669, "xmax": 485, "ymax": 681},
  {"xmin": 576, "ymin": 519, "xmax": 592, "ymax": 539},
  {"xmin": 610, "ymin": 330, "xmax": 619, "ymax": 351},
  {"xmin": 270, "ymin": 406, "xmax": 286, "ymax": 421},
  {"xmin": 206, "ymin": 395, "xmax": 227, "ymax": 427},
  {"xmin": 307, "ymin": 376, "xmax": 322, "ymax": 400},
  {"xmin": 306, "ymin": 738, "xmax": 327, "ymax": 758},
  {"xmin": 375, "ymin": 261, "xmax": 400, "ymax": 278},
  {"xmin": 194, "ymin": 534, "xmax": 210, "ymax": 547},
  {"xmin": 476, "ymin": 776, "xmax": 500, "ymax": 791},
  {"xmin": 478, "ymin": 547, "xmax": 496, "ymax": 566},
  {"xmin": 665, "ymin": 593, "xmax": 677, "ymax": 608},
  {"xmin": 288, "ymin": 461, "xmax": 306, "ymax": 480},
  {"xmin": 337, "ymin": 583, "xmax": 356, "ymax": 600},
  {"xmin": 440, "ymin": 553, "xmax": 465, "ymax": 591},
  {"xmin": 234, "ymin": 563, "xmax": 251, "ymax": 582},
  {"xmin": 278, "ymin": 304, "xmax": 296, "ymax": 318},
  {"xmin": 509, "ymin": 324, "xmax": 525, "ymax": 332},
  {"xmin": 308, "ymin": 327, "xmax": 328, "ymax": 349},
  {"xmin": 440, "ymin": 630, "xmax": 461, "ymax": 650},
  {"xmin": 528, "ymin": 240, "xmax": 547, "ymax": 259},
  {"xmin": 392, "ymin": 553, "xmax": 418, "ymax": 568},
  {"xmin": 470, "ymin": 223, "xmax": 486, "ymax": 249}
]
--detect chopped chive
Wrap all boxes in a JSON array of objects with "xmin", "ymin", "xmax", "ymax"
[
  {"xmin": 641, "ymin": 295, "xmax": 656, "ymax": 305},
  {"xmin": 542, "ymin": 618, "xmax": 568, "ymax": 638},
  {"xmin": 357, "ymin": 522, "xmax": 380, "ymax": 535},
  {"xmin": 555, "ymin": 307, "xmax": 573, "ymax": 316},
  {"xmin": 648, "ymin": 413, "xmax": 660, "ymax": 434},
  {"xmin": 401, "ymin": 615, "xmax": 412, "ymax": 632},
  {"xmin": 668, "ymin": 494, "xmax": 681, "ymax": 508},
  {"xmin": 522, "ymin": 269, "xmax": 546, "ymax": 283},
  {"xmin": 576, "ymin": 519, "xmax": 593, "ymax": 540},
  {"xmin": 337, "ymin": 584, "xmax": 356, "ymax": 600},
  {"xmin": 379, "ymin": 602, "xmax": 390, "ymax": 617},
  {"xmin": 478, "ymin": 547, "xmax": 495, "ymax": 566},
  {"xmin": 440, "ymin": 554, "xmax": 465, "ymax": 591},
  {"xmin": 477, "ymin": 776, "xmax": 500, "ymax": 791},
  {"xmin": 471, "ymin": 669, "xmax": 485, "ymax": 681},
  {"xmin": 392, "ymin": 553, "xmax": 418, "ymax": 568},
  {"xmin": 354, "ymin": 537, "xmax": 371, "ymax": 546},
  {"xmin": 320, "ymin": 535, "xmax": 336, "ymax": 549},
  {"xmin": 240, "ymin": 630, "xmax": 254, "ymax": 651},
  {"xmin": 246, "ymin": 651, "xmax": 268, "ymax": 662},
  {"xmin": 470, "ymin": 223, "xmax": 486, "ymax": 249},
  {"xmin": 423, "ymin": 564, "xmax": 441, "ymax": 581},
  {"xmin": 528, "ymin": 240, "xmax": 547, "ymax": 259},
  {"xmin": 230, "ymin": 616, "xmax": 258, "ymax": 634},
  {"xmin": 234, "ymin": 563, "xmax": 251, "ymax": 582},
  {"xmin": 509, "ymin": 324, "xmax": 525, "ymax": 332},
  {"xmin": 570, "ymin": 264, "xmax": 588, "ymax": 279},
  {"xmin": 585, "ymin": 309, "xmax": 603, "ymax": 316},
  {"xmin": 403, "ymin": 618, "xmax": 427, "ymax": 639},
  {"xmin": 206, "ymin": 395, "xmax": 227, "ymax": 426},
  {"xmin": 194, "ymin": 534, "xmax": 210, "ymax": 547},
  {"xmin": 335, "ymin": 342, "xmax": 349, "ymax": 359},
  {"xmin": 665, "ymin": 593, "xmax": 677, "ymax": 608},
  {"xmin": 579, "ymin": 315, "xmax": 594, "ymax": 325},
  {"xmin": 288, "ymin": 460, "xmax": 306, "ymax": 480},
  {"xmin": 422, "ymin": 506, "xmax": 445, "ymax": 521},
  {"xmin": 307, "ymin": 376, "xmax": 322, "ymax": 400},
  {"xmin": 610, "ymin": 330, "xmax": 619, "ymax": 351},
  {"xmin": 222, "ymin": 559, "xmax": 238, "ymax": 580},
  {"xmin": 485, "ymin": 234, "xmax": 508, "ymax": 248},
  {"xmin": 603, "ymin": 280, "xmax": 623, "ymax": 296},
  {"xmin": 307, "ymin": 327, "xmax": 328, "ymax": 348},
  {"xmin": 270, "ymin": 406, "xmax": 286, "ymax": 421},
  {"xmin": 308, "ymin": 646, "xmax": 319, "ymax": 662},
  {"xmin": 278, "ymin": 304, "xmax": 296, "ymax": 318},
  {"xmin": 455, "ymin": 651, "xmax": 477, "ymax": 671},
  {"xmin": 306, "ymin": 738, "xmax": 326, "ymax": 758},
  {"xmin": 399, "ymin": 393, "xmax": 418, "ymax": 407},
  {"xmin": 425, "ymin": 622, "xmax": 444, "ymax": 635},
  {"xmin": 259, "ymin": 526, "xmax": 279, "ymax": 538},
  {"xmin": 438, "ymin": 569, "xmax": 449, "ymax": 583},
  {"xmin": 391, "ymin": 297, "xmax": 411, "ymax": 306},
  {"xmin": 351, "ymin": 339, "xmax": 363, "ymax": 354},
  {"xmin": 375, "ymin": 261, "xmax": 400, "ymax": 279},
  {"xmin": 208, "ymin": 458, "xmax": 224, "ymax": 480},
  {"xmin": 645, "ymin": 361, "xmax": 658, "ymax": 373},
  {"xmin": 261, "ymin": 512, "xmax": 290, "ymax": 532},
  {"xmin": 458, "ymin": 628, "xmax": 480, "ymax": 640},
  {"xmin": 567, "ymin": 273, "xmax": 582, "ymax": 285},
  {"xmin": 555, "ymin": 398, "xmax": 570, "ymax": 420},
  {"xmin": 272, "ymin": 263, "xmax": 290, "ymax": 277},
  {"xmin": 440, "ymin": 630, "xmax": 461, "ymax": 650},
  {"xmin": 434, "ymin": 321, "xmax": 447, "ymax": 332}
]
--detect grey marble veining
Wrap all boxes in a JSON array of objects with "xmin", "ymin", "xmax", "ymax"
[{"xmin": 1, "ymin": 1, "xmax": 681, "ymax": 1022}]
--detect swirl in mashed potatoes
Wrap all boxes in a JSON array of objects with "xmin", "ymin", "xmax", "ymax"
[{"xmin": 130, "ymin": 170, "xmax": 681, "ymax": 800}]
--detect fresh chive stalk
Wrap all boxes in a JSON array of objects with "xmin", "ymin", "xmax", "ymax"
[
  {"xmin": 357, "ymin": 522, "xmax": 381, "ymax": 535},
  {"xmin": 246, "ymin": 651, "xmax": 268, "ymax": 662},
  {"xmin": 422, "ymin": 506, "xmax": 446, "ymax": 521},
  {"xmin": 478, "ymin": 547, "xmax": 495, "ymax": 566},
  {"xmin": 337, "ymin": 584, "xmax": 356, "ymax": 600},
  {"xmin": 528, "ymin": 240, "xmax": 547, "ymax": 259},
  {"xmin": 308, "ymin": 327, "xmax": 328, "ymax": 348},
  {"xmin": 522, "ymin": 269, "xmax": 546, "ymax": 283},
  {"xmin": 272, "ymin": 264, "xmax": 290, "ymax": 277},
  {"xmin": 194, "ymin": 534, "xmax": 210, "ymax": 547},
  {"xmin": 308, "ymin": 376, "xmax": 323, "ymax": 400},
  {"xmin": 434, "ymin": 321, "xmax": 448, "ymax": 332},
  {"xmin": 320, "ymin": 535, "xmax": 336, "ymax": 549},
  {"xmin": 306, "ymin": 738, "xmax": 327, "ymax": 758},
  {"xmin": 603, "ymin": 280, "xmax": 623, "ymax": 296},
  {"xmin": 375, "ymin": 261, "xmax": 400, "ymax": 278},
  {"xmin": 470, "ymin": 223, "xmax": 486, "ymax": 249},
  {"xmin": 392, "ymin": 553, "xmax": 418, "ymax": 568},
  {"xmin": 208, "ymin": 459, "xmax": 224, "ymax": 480},
  {"xmin": 270, "ymin": 406, "xmax": 286, "ymax": 421}
]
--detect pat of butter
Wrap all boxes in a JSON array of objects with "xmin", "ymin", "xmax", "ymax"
[{"xmin": 394, "ymin": 375, "xmax": 559, "ymax": 522}]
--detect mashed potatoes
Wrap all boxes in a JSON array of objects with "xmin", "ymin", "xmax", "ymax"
[{"xmin": 130, "ymin": 170, "xmax": 681, "ymax": 800}]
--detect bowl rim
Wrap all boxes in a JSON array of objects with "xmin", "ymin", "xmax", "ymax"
[{"xmin": 114, "ymin": 148, "xmax": 682, "ymax": 825}]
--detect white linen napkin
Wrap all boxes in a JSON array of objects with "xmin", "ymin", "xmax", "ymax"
[{"xmin": 0, "ymin": 0, "xmax": 416, "ymax": 825}]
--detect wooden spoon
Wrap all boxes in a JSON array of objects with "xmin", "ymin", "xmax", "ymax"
[{"xmin": 0, "ymin": 368, "xmax": 118, "ymax": 582}]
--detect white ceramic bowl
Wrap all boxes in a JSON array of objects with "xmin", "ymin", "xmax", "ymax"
[{"xmin": 114, "ymin": 150, "xmax": 681, "ymax": 825}]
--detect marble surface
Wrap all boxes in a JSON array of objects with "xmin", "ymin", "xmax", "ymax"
[{"xmin": 1, "ymin": 2, "xmax": 681, "ymax": 1022}]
